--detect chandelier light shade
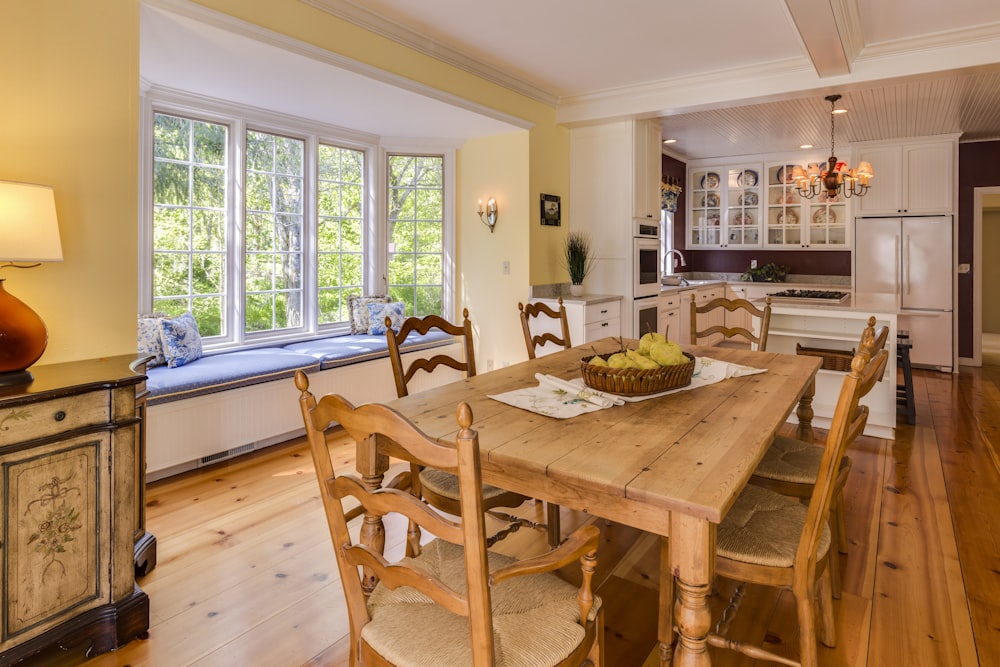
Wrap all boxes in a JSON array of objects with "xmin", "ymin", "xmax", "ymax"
[
  {"xmin": 793, "ymin": 95, "xmax": 873, "ymax": 200},
  {"xmin": 0, "ymin": 181, "xmax": 63, "ymax": 386}
]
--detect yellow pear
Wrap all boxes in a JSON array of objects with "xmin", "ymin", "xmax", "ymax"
[
  {"xmin": 627, "ymin": 348, "xmax": 660, "ymax": 369},
  {"xmin": 588, "ymin": 355, "xmax": 609, "ymax": 367},
  {"xmin": 650, "ymin": 340, "xmax": 687, "ymax": 366},
  {"xmin": 607, "ymin": 352, "xmax": 628, "ymax": 369},
  {"xmin": 638, "ymin": 331, "xmax": 667, "ymax": 355}
]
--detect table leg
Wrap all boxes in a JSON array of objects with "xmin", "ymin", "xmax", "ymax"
[
  {"xmin": 658, "ymin": 536, "xmax": 674, "ymax": 666},
  {"xmin": 357, "ymin": 434, "xmax": 388, "ymax": 595},
  {"xmin": 670, "ymin": 514, "xmax": 715, "ymax": 667},
  {"xmin": 796, "ymin": 376, "xmax": 816, "ymax": 443}
]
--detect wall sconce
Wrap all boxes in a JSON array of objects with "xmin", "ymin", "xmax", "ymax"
[
  {"xmin": 478, "ymin": 197, "xmax": 498, "ymax": 233},
  {"xmin": 0, "ymin": 181, "xmax": 64, "ymax": 386}
]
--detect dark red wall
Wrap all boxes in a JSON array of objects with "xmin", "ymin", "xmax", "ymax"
[
  {"xmin": 663, "ymin": 154, "xmax": 850, "ymax": 277},
  {"xmin": 958, "ymin": 140, "xmax": 1000, "ymax": 358}
]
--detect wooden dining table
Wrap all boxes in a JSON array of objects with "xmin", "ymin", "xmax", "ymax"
[{"xmin": 363, "ymin": 337, "xmax": 821, "ymax": 667}]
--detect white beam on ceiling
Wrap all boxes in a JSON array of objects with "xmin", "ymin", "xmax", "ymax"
[{"xmin": 783, "ymin": 0, "xmax": 854, "ymax": 77}]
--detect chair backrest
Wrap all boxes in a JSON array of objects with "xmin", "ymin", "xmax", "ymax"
[
  {"xmin": 518, "ymin": 297, "xmax": 572, "ymax": 359},
  {"xmin": 795, "ymin": 340, "xmax": 888, "ymax": 571},
  {"xmin": 294, "ymin": 371, "xmax": 496, "ymax": 662},
  {"xmin": 859, "ymin": 315, "xmax": 890, "ymax": 356},
  {"xmin": 386, "ymin": 308, "xmax": 476, "ymax": 398},
  {"xmin": 690, "ymin": 295, "xmax": 772, "ymax": 351}
]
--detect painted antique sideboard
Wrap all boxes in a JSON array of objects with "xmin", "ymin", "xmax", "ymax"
[{"xmin": 0, "ymin": 356, "xmax": 149, "ymax": 664}]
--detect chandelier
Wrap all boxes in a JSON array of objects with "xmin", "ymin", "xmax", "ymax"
[{"xmin": 793, "ymin": 94, "xmax": 873, "ymax": 199}]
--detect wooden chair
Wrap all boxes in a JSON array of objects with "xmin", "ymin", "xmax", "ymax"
[
  {"xmin": 386, "ymin": 309, "xmax": 550, "ymax": 546},
  {"xmin": 519, "ymin": 297, "xmax": 572, "ymax": 359},
  {"xmin": 750, "ymin": 316, "xmax": 889, "ymax": 597},
  {"xmin": 710, "ymin": 341, "xmax": 888, "ymax": 667},
  {"xmin": 294, "ymin": 373, "xmax": 604, "ymax": 667},
  {"xmin": 690, "ymin": 295, "xmax": 772, "ymax": 350}
]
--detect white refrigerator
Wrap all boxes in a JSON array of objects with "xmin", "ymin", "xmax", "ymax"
[{"xmin": 853, "ymin": 215, "xmax": 954, "ymax": 370}]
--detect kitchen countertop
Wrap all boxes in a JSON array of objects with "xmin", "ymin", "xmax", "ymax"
[
  {"xmin": 766, "ymin": 291, "xmax": 901, "ymax": 314},
  {"xmin": 536, "ymin": 292, "xmax": 623, "ymax": 305}
]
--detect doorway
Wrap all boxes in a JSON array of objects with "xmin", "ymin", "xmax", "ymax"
[{"xmin": 973, "ymin": 187, "xmax": 1000, "ymax": 366}]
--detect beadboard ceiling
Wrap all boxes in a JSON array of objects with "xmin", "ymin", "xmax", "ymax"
[{"xmin": 302, "ymin": 0, "xmax": 1000, "ymax": 160}]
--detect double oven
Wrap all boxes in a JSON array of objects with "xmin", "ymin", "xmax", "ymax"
[{"xmin": 633, "ymin": 219, "xmax": 661, "ymax": 337}]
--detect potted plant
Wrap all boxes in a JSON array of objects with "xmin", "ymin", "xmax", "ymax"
[
  {"xmin": 740, "ymin": 262, "xmax": 790, "ymax": 283},
  {"xmin": 563, "ymin": 231, "xmax": 596, "ymax": 296}
]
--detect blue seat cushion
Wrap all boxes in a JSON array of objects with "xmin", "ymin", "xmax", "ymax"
[
  {"xmin": 282, "ymin": 330, "xmax": 455, "ymax": 370},
  {"xmin": 146, "ymin": 347, "xmax": 319, "ymax": 404}
]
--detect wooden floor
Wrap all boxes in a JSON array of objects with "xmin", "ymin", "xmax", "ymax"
[{"xmin": 36, "ymin": 365, "xmax": 999, "ymax": 666}]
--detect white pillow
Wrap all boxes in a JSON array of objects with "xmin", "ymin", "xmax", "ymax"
[{"xmin": 137, "ymin": 313, "xmax": 167, "ymax": 367}]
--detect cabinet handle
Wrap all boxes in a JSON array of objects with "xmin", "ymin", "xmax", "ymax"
[
  {"xmin": 54, "ymin": 411, "xmax": 66, "ymax": 422},
  {"xmin": 600, "ymin": 309, "xmax": 608, "ymax": 314},
  {"xmin": 601, "ymin": 322, "xmax": 608, "ymax": 328}
]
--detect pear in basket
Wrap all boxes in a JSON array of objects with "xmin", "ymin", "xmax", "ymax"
[
  {"xmin": 638, "ymin": 331, "xmax": 667, "ymax": 355},
  {"xmin": 588, "ymin": 355, "xmax": 609, "ymax": 367},
  {"xmin": 650, "ymin": 340, "xmax": 687, "ymax": 366},
  {"xmin": 607, "ymin": 352, "xmax": 628, "ymax": 368}
]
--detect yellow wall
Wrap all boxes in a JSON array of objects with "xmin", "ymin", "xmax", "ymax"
[
  {"xmin": 458, "ymin": 132, "xmax": 532, "ymax": 368},
  {"xmin": 1, "ymin": 0, "xmax": 570, "ymax": 366},
  {"xmin": 0, "ymin": 1, "xmax": 139, "ymax": 364}
]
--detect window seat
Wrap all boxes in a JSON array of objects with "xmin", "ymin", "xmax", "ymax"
[{"xmin": 143, "ymin": 330, "xmax": 461, "ymax": 480}]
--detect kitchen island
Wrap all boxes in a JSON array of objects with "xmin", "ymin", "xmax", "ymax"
[{"xmin": 762, "ymin": 292, "xmax": 898, "ymax": 438}]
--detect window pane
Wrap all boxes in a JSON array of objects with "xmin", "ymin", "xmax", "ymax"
[
  {"xmin": 387, "ymin": 154, "xmax": 444, "ymax": 319},
  {"xmin": 317, "ymin": 144, "xmax": 365, "ymax": 325},
  {"xmin": 152, "ymin": 112, "xmax": 228, "ymax": 339},
  {"xmin": 245, "ymin": 129, "xmax": 304, "ymax": 334}
]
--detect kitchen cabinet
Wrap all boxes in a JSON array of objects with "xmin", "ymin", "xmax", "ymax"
[
  {"xmin": 659, "ymin": 291, "xmax": 682, "ymax": 341},
  {"xmin": 536, "ymin": 297, "xmax": 621, "ymax": 354},
  {"xmin": 688, "ymin": 164, "xmax": 762, "ymax": 248},
  {"xmin": 0, "ymin": 356, "xmax": 149, "ymax": 664},
  {"xmin": 855, "ymin": 137, "xmax": 957, "ymax": 215},
  {"xmin": 569, "ymin": 119, "xmax": 660, "ymax": 336},
  {"xmin": 633, "ymin": 118, "xmax": 663, "ymax": 222},
  {"xmin": 898, "ymin": 312, "xmax": 953, "ymax": 370},
  {"xmin": 763, "ymin": 162, "xmax": 848, "ymax": 248}
]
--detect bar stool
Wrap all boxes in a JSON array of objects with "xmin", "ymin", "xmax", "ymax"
[{"xmin": 897, "ymin": 331, "xmax": 916, "ymax": 425}]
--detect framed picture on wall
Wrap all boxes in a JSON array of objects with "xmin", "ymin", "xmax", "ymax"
[{"xmin": 540, "ymin": 194, "xmax": 561, "ymax": 226}]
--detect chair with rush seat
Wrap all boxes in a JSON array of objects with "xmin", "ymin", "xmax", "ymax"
[
  {"xmin": 711, "ymin": 342, "xmax": 888, "ymax": 667},
  {"xmin": 690, "ymin": 296, "xmax": 772, "ymax": 350},
  {"xmin": 294, "ymin": 374, "xmax": 604, "ymax": 667},
  {"xmin": 519, "ymin": 297, "xmax": 572, "ymax": 359},
  {"xmin": 386, "ymin": 309, "xmax": 553, "ymax": 546},
  {"xmin": 750, "ymin": 316, "xmax": 888, "ymax": 597}
]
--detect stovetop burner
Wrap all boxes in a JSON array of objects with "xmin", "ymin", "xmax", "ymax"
[{"xmin": 767, "ymin": 289, "xmax": 850, "ymax": 303}]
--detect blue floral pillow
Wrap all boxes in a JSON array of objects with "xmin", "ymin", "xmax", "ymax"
[
  {"xmin": 348, "ymin": 295, "xmax": 390, "ymax": 334},
  {"xmin": 159, "ymin": 312, "xmax": 204, "ymax": 368},
  {"xmin": 366, "ymin": 301, "xmax": 406, "ymax": 336},
  {"xmin": 137, "ymin": 313, "xmax": 167, "ymax": 367}
]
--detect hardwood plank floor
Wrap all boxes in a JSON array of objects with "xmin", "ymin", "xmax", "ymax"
[{"xmin": 31, "ymin": 367, "xmax": 998, "ymax": 666}]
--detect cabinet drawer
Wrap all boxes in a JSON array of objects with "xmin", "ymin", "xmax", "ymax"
[
  {"xmin": 585, "ymin": 318, "xmax": 620, "ymax": 342},
  {"xmin": 0, "ymin": 391, "xmax": 109, "ymax": 446},
  {"xmin": 585, "ymin": 301, "xmax": 620, "ymax": 324}
]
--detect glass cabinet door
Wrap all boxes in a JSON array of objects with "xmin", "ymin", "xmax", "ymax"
[
  {"xmin": 689, "ymin": 169, "xmax": 722, "ymax": 247},
  {"xmin": 766, "ymin": 163, "xmax": 802, "ymax": 246},
  {"xmin": 806, "ymin": 195, "xmax": 847, "ymax": 246},
  {"xmin": 725, "ymin": 166, "xmax": 760, "ymax": 247}
]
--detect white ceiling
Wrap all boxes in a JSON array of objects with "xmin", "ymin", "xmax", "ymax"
[{"xmin": 142, "ymin": 0, "xmax": 1000, "ymax": 161}]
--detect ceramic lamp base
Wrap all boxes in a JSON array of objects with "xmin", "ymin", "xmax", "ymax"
[{"xmin": 0, "ymin": 279, "xmax": 48, "ymax": 377}]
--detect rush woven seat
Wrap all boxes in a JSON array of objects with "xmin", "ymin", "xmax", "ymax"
[{"xmin": 294, "ymin": 374, "xmax": 603, "ymax": 667}]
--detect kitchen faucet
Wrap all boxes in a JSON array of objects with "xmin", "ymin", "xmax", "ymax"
[{"xmin": 664, "ymin": 249, "xmax": 687, "ymax": 274}]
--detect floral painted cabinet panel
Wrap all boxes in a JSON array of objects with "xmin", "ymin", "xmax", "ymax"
[{"xmin": 2, "ymin": 433, "xmax": 111, "ymax": 641}]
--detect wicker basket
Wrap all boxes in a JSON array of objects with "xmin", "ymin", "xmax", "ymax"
[
  {"xmin": 795, "ymin": 344, "xmax": 855, "ymax": 372},
  {"xmin": 580, "ymin": 352, "xmax": 695, "ymax": 397}
]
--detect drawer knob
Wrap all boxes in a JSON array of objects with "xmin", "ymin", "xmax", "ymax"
[{"xmin": 54, "ymin": 411, "xmax": 66, "ymax": 422}]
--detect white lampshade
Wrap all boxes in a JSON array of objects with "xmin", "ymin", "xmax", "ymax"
[{"xmin": 0, "ymin": 181, "xmax": 63, "ymax": 262}]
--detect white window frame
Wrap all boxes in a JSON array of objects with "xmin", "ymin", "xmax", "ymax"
[{"xmin": 139, "ymin": 89, "xmax": 457, "ymax": 350}]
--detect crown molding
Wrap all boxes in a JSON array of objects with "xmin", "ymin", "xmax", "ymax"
[
  {"xmin": 143, "ymin": 0, "xmax": 533, "ymax": 130},
  {"xmin": 300, "ymin": 0, "xmax": 558, "ymax": 107},
  {"xmin": 859, "ymin": 20, "xmax": 1000, "ymax": 61}
]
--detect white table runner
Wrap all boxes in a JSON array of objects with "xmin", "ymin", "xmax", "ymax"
[{"xmin": 488, "ymin": 356, "xmax": 766, "ymax": 419}]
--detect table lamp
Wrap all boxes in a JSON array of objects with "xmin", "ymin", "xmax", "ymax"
[{"xmin": 0, "ymin": 181, "xmax": 63, "ymax": 386}]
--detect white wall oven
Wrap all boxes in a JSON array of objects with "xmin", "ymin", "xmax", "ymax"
[{"xmin": 633, "ymin": 237, "xmax": 661, "ymax": 299}]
